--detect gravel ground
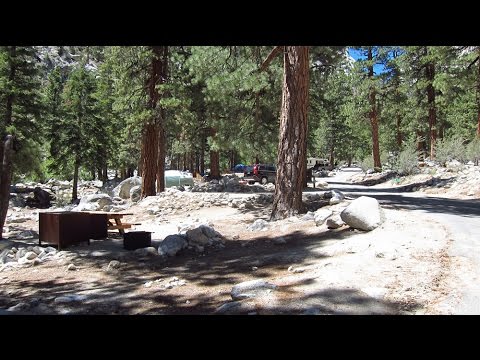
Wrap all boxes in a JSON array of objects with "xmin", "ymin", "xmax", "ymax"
[{"xmin": 0, "ymin": 188, "xmax": 460, "ymax": 315}]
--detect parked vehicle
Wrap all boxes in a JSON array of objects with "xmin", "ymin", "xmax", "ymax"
[
  {"xmin": 165, "ymin": 170, "xmax": 194, "ymax": 187},
  {"xmin": 232, "ymin": 164, "xmax": 247, "ymax": 173},
  {"xmin": 243, "ymin": 164, "xmax": 276, "ymax": 185},
  {"xmin": 307, "ymin": 157, "xmax": 330, "ymax": 170}
]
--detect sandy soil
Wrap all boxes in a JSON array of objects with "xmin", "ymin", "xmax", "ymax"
[{"xmin": 0, "ymin": 187, "xmax": 463, "ymax": 315}]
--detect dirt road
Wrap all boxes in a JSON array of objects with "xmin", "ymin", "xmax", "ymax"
[{"xmin": 1, "ymin": 167, "xmax": 476, "ymax": 314}]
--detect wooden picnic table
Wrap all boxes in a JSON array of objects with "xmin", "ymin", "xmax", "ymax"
[{"xmin": 87, "ymin": 212, "xmax": 138, "ymax": 235}]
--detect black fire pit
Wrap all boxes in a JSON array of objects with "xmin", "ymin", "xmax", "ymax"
[{"xmin": 123, "ymin": 231, "xmax": 152, "ymax": 250}]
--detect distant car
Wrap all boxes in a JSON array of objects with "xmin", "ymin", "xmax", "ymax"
[
  {"xmin": 165, "ymin": 170, "xmax": 194, "ymax": 188},
  {"xmin": 244, "ymin": 164, "xmax": 276, "ymax": 185},
  {"xmin": 232, "ymin": 164, "xmax": 246, "ymax": 172},
  {"xmin": 307, "ymin": 157, "xmax": 330, "ymax": 171}
]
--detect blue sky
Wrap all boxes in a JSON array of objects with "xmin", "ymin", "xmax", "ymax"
[{"xmin": 348, "ymin": 48, "xmax": 386, "ymax": 74}]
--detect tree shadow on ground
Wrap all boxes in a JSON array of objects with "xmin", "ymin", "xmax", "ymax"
[
  {"xmin": 227, "ymin": 279, "xmax": 421, "ymax": 315},
  {"xmin": 0, "ymin": 225, "xmax": 371, "ymax": 315}
]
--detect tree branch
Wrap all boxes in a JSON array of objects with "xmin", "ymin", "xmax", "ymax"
[
  {"xmin": 260, "ymin": 46, "xmax": 283, "ymax": 72},
  {"xmin": 467, "ymin": 56, "xmax": 480, "ymax": 70}
]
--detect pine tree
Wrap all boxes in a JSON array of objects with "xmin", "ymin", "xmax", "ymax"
[
  {"xmin": 57, "ymin": 64, "xmax": 98, "ymax": 201},
  {"xmin": 0, "ymin": 46, "xmax": 43, "ymax": 239},
  {"xmin": 271, "ymin": 46, "xmax": 309, "ymax": 220}
]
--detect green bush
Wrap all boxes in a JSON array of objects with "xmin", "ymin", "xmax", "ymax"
[
  {"xmin": 359, "ymin": 156, "xmax": 374, "ymax": 172},
  {"xmin": 435, "ymin": 136, "xmax": 467, "ymax": 166},
  {"xmin": 390, "ymin": 140, "xmax": 419, "ymax": 175},
  {"xmin": 466, "ymin": 138, "xmax": 480, "ymax": 165}
]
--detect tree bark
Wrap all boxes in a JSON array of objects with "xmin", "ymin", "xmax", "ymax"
[
  {"xmin": 0, "ymin": 136, "xmax": 15, "ymax": 240},
  {"xmin": 200, "ymin": 130, "xmax": 205, "ymax": 176},
  {"xmin": 195, "ymin": 151, "xmax": 200, "ymax": 176},
  {"xmin": 72, "ymin": 156, "xmax": 80, "ymax": 202},
  {"xmin": 426, "ymin": 60, "xmax": 437, "ymax": 159},
  {"xmin": 141, "ymin": 122, "xmax": 158, "ymax": 197},
  {"xmin": 142, "ymin": 46, "xmax": 168, "ymax": 197},
  {"xmin": 329, "ymin": 145, "xmax": 335, "ymax": 171},
  {"xmin": 154, "ymin": 46, "xmax": 168, "ymax": 194},
  {"xmin": 477, "ymin": 47, "xmax": 480, "ymax": 138},
  {"xmin": 271, "ymin": 46, "xmax": 309, "ymax": 221},
  {"xmin": 189, "ymin": 151, "xmax": 195, "ymax": 176},
  {"xmin": 102, "ymin": 164, "xmax": 108, "ymax": 183},
  {"xmin": 368, "ymin": 47, "xmax": 381, "ymax": 171},
  {"xmin": 208, "ymin": 128, "xmax": 221, "ymax": 179},
  {"xmin": 156, "ymin": 122, "xmax": 166, "ymax": 193},
  {"xmin": 209, "ymin": 150, "xmax": 220, "ymax": 179}
]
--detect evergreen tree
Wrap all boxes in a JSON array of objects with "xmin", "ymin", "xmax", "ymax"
[
  {"xmin": 57, "ymin": 64, "xmax": 98, "ymax": 201},
  {"xmin": 271, "ymin": 46, "xmax": 309, "ymax": 220},
  {"xmin": 0, "ymin": 46, "xmax": 43, "ymax": 239}
]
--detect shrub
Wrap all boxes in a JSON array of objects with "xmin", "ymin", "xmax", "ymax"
[
  {"xmin": 435, "ymin": 136, "xmax": 467, "ymax": 166},
  {"xmin": 359, "ymin": 156, "xmax": 374, "ymax": 172},
  {"xmin": 466, "ymin": 138, "xmax": 480, "ymax": 165},
  {"xmin": 390, "ymin": 140, "xmax": 419, "ymax": 175}
]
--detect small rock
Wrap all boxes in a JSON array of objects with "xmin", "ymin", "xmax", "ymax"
[
  {"xmin": 24, "ymin": 251, "xmax": 37, "ymax": 260},
  {"xmin": 144, "ymin": 281, "xmax": 153, "ymax": 288},
  {"xmin": 44, "ymin": 246, "xmax": 57, "ymax": 254},
  {"xmin": 252, "ymin": 266, "xmax": 258, "ymax": 271},
  {"xmin": 32, "ymin": 246, "xmax": 43, "ymax": 255},
  {"xmin": 67, "ymin": 263, "xmax": 76, "ymax": 271},
  {"xmin": 107, "ymin": 260, "xmax": 121, "ymax": 271}
]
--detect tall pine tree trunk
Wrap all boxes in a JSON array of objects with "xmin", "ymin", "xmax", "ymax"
[
  {"xmin": 368, "ymin": 47, "xmax": 381, "ymax": 171},
  {"xmin": 209, "ymin": 150, "xmax": 220, "ymax": 179},
  {"xmin": 0, "ymin": 47, "xmax": 16, "ymax": 239},
  {"xmin": 102, "ymin": 164, "xmax": 108, "ymax": 183},
  {"xmin": 209, "ymin": 128, "xmax": 221, "ymax": 179},
  {"xmin": 189, "ymin": 151, "xmax": 195, "ymax": 175},
  {"xmin": 271, "ymin": 46, "xmax": 309, "ymax": 221},
  {"xmin": 477, "ymin": 48, "xmax": 480, "ymax": 138},
  {"xmin": 200, "ymin": 130, "xmax": 205, "ymax": 176},
  {"xmin": 0, "ymin": 136, "xmax": 15, "ymax": 240},
  {"xmin": 142, "ymin": 46, "xmax": 167, "ymax": 197},
  {"xmin": 155, "ymin": 46, "xmax": 168, "ymax": 193},
  {"xmin": 72, "ymin": 157, "xmax": 80, "ymax": 202},
  {"xmin": 141, "ymin": 122, "xmax": 158, "ymax": 197},
  {"xmin": 426, "ymin": 61, "xmax": 437, "ymax": 159},
  {"xmin": 329, "ymin": 146, "xmax": 335, "ymax": 171},
  {"xmin": 156, "ymin": 122, "xmax": 166, "ymax": 193}
]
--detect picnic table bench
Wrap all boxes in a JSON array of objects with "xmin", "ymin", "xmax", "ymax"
[
  {"xmin": 39, "ymin": 211, "xmax": 141, "ymax": 250},
  {"xmin": 87, "ymin": 212, "xmax": 140, "ymax": 235}
]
